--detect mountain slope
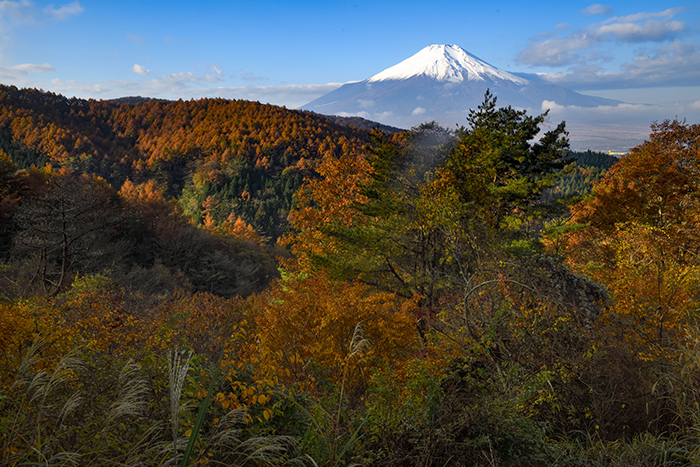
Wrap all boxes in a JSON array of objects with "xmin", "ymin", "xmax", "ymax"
[
  {"xmin": 0, "ymin": 84, "xmax": 372, "ymax": 239},
  {"xmin": 303, "ymin": 44, "xmax": 621, "ymax": 128}
]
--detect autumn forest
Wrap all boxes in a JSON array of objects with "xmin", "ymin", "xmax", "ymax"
[{"xmin": 1, "ymin": 83, "xmax": 699, "ymax": 466}]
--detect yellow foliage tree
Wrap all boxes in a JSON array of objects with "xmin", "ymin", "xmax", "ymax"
[
  {"xmin": 565, "ymin": 120, "xmax": 700, "ymax": 359},
  {"xmin": 587, "ymin": 223, "xmax": 698, "ymax": 360},
  {"xmin": 0, "ymin": 300, "xmax": 75, "ymax": 389},
  {"xmin": 254, "ymin": 269, "xmax": 419, "ymax": 394}
]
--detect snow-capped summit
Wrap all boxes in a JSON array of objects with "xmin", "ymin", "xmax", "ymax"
[
  {"xmin": 368, "ymin": 44, "xmax": 529, "ymax": 85},
  {"xmin": 302, "ymin": 44, "xmax": 621, "ymax": 129}
]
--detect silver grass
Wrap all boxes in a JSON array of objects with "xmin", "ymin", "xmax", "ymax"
[
  {"xmin": 304, "ymin": 454, "xmax": 319, "ymax": 467},
  {"xmin": 193, "ymin": 409, "xmax": 306, "ymax": 466},
  {"xmin": 17, "ymin": 345, "xmax": 84, "ymax": 425},
  {"xmin": 106, "ymin": 359, "xmax": 149, "ymax": 425},
  {"xmin": 167, "ymin": 348, "xmax": 192, "ymax": 463},
  {"xmin": 58, "ymin": 389, "xmax": 83, "ymax": 426},
  {"xmin": 15, "ymin": 338, "xmax": 50, "ymax": 378},
  {"xmin": 157, "ymin": 438, "xmax": 191, "ymax": 467},
  {"xmin": 94, "ymin": 424, "xmax": 165, "ymax": 467},
  {"xmin": 232, "ymin": 435, "xmax": 305, "ymax": 466},
  {"xmin": 29, "ymin": 348, "xmax": 84, "ymax": 408},
  {"xmin": 26, "ymin": 445, "xmax": 81, "ymax": 467},
  {"xmin": 25, "ymin": 369, "xmax": 50, "ymax": 403},
  {"xmin": 348, "ymin": 323, "xmax": 370, "ymax": 359},
  {"xmin": 4, "ymin": 342, "xmax": 84, "ymax": 467}
]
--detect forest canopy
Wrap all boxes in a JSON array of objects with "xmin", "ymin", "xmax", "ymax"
[{"xmin": 3, "ymin": 85, "xmax": 698, "ymax": 466}]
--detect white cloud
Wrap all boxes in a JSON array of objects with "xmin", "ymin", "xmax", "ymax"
[
  {"xmin": 620, "ymin": 42, "xmax": 700, "ymax": 84},
  {"xmin": 609, "ymin": 8, "xmax": 683, "ymax": 24},
  {"xmin": 44, "ymin": 1, "xmax": 83, "ymax": 21},
  {"xmin": 518, "ymin": 34, "xmax": 593, "ymax": 66},
  {"xmin": 582, "ymin": 4, "xmax": 612, "ymax": 16},
  {"xmin": 49, "ymin": 78, "xmax": 111, "ymax": 96},
  {"xmin": 518, "ymin": 7, "xmax": 687, "ymax": 67},
  {"xmin": 148, "ymin": 71, "xmax": 204, "ymax": 92},
  {"xmin": 0, "ymin": 62, "xmax": 54, "ymax": 79},
  {"xmin": 337, "ymin": 110, "xmax": 371, "ymax": 119},
  {"xmin": 43, "ymin": 70, "xmax": 226, "ymax": 98},
  {"xmin": 0, "ymin": 0, "xmax": 34, "ymax": 23},
  {"xmin": 0, "ymin": 1, "xmax": 35, "ymax": 60},
  {"xmin": 0, "ymin": 0, "xmax": 84, "ymax": 23},
  {"xmin": 536, "ymin": 41, "xmax": 700, "ymax": 89},
  {"xmin": 412, "ymin": 107, "xmax": 426, "ymax": 115},
  {"xmin": 68, "ymin": 76, "xmax": 344, "ymax": 108},
  {"xmin": 0, "ymin": 1, "xmax": 82, "ymax": 60},
  {"xmin": 543, "ymin": 100, "xmax": 650, "ymax": 116},
  {"xmin": 131, "ymin": 64, "xmax": 149, "ymax": 75},
  {"xmin": 8, "ymin": 62, "xmax": 53, "ymax": 72},
  {"xmin": 595, "ymin": 19, "xmax": 684, "ymax": 43},
  {"xmin": 36, "ymin": 73, "xmax": 217, "ymax": 100},
  {"xmin": 205, "ymin": 83, "xmax": 344, "ymax": 108},
  {"xmin": 541, "ymin": 100, "xmax": 565, "ymax": 112}
]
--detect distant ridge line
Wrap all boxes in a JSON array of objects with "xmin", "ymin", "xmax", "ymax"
[{"xmin": 317, "ymin": 114, "xmax": 404, "ymax": 133}]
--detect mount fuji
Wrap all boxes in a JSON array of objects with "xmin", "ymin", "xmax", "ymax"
[{"xmin": 302, "ymin": 44, "xmax": 621, "ymax": 129}]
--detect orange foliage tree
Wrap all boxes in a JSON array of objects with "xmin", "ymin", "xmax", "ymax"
[
  {"xmin": 284, "ymin": 142, "xmax": 373, "ymax": 264},
  {"xmin": 254, "ymin": 269, "xmax": 419, "ymax": 394},
  {"xmin": 565, "ymin": 120, "xmax": 700, "ymax": 358}
]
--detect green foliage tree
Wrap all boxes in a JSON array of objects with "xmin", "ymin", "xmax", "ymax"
[
  {"xmin": 542, "ymin": 150, "xmax": 617, "ymax": 201},
  {"xmin": 290, "ymin": 92, "xmax": 570, "ymax": 310},
  {"xmin": 448, "ymin": 90, "xmax": 569, "ymax": 231}
]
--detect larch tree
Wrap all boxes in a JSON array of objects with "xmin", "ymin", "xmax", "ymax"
[{"xmin": 13, "ymin": 168, "xmax": 124, "ymax": 295}]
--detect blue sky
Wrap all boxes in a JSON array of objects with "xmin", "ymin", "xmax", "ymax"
[{"xmin": 1, "ymin": 0, "xmax": 699, "ymax": 149}]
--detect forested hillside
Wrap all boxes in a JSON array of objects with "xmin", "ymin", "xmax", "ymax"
[
  {"xmin": 545, "ymin": 149, "xmax": 618, "ymax": 200},
  {"xmin": 2, "ymin": 86, "xmax": 699, "ymax": 466},
  {"xmin": 0, "ymin": 84, "xmax": 371, "ymax": 239}
]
